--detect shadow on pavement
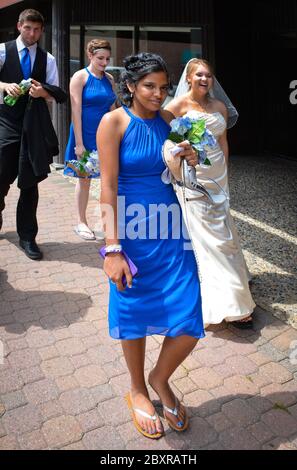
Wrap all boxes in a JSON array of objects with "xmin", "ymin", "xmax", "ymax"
[
  {"xmin": 149, "ymin": 390, "xmax": 297, "ymax": 450},
  {"xmin": 2, "ymin": 231, "xmax": 104, "ymax": 270},
  {"xmin": 0, "ymin": 268, "xmax": 97, "ymax": 335}
]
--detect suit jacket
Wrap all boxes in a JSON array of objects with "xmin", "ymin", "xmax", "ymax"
[{"xmin": 18, "ymin": 84, "xmax": 67, "ymax": 189}]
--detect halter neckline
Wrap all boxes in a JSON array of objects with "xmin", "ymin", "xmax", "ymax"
[
  {"xmin": 85, "ymin": 67, "xmax": 105, "ymax": 80},
  {"xmin": 123, "ymin": 106, "xmax": 159, "ymax": 122}
]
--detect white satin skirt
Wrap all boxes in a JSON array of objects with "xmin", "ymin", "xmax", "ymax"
[{"xmin": 175, "ymin": 153, "xmax": 256, "ymax": 325}]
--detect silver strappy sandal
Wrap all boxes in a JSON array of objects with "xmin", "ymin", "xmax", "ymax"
[{"xmin": 163, "ymin": 396, "xmax": 189, "ymax": 432}]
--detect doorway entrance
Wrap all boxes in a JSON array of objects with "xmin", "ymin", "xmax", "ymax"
[
  {"xmin": 70, "ymin": 24, "xmax": 203, "ymax": 93},
  {"xmin": 254, "ymin": 31, "xmax": 297, "ymax": 157}
]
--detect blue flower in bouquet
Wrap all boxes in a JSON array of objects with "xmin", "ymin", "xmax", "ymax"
[
  {"xmin": 84, "ymin": 150, "xmax": 99, "ymax": 174},
  {"xmin": 168, "ymin": 112, "xmax": 217, "ymax": 166},
  {"xmin": 64, "ymin": 149, "xmax": 100, "ymax": 178},
  {"xmin": 170, "ymin": 116, "xmax": 192, "ymax": 136},
  {"xmin": 203, "ymin": 128, "xmax": 217, "ymax": 148}
]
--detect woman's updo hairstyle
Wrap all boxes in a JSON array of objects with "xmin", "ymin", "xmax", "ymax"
[
  {"xmin": 86, "ymin": 39, "xmax": 111, "ymax": 55},
  {"xmin": 119, "ymin": 52, "xmax": 172, "ymax": 106}
]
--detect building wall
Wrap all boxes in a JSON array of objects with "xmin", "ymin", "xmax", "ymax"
[
  {"xmin": 70, "ymin": 0, "xmax": 213, "ymax": 26},
  {"xmin": 214, "ymin": 0, "xmax": 297, "ymax": 157},
  {"xmin": 0, "ymin": 0, "xmax": 52, "ymax": 48},
  {"xmin": 1, "ymin": 0, "xmax": 296, "ymax": 157}
]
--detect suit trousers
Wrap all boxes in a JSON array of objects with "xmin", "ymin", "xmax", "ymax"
[{"xmin": 0, "ymin": 139, "xmax": 38, "ymax": 241}]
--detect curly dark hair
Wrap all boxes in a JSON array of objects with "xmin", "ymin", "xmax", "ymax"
[{"xmin": 118, "ymin": 52, "xmax": 172, "ymax": 106}]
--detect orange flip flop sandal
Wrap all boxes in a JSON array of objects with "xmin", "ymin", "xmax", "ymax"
[
  {"xmin": 125, "ymin": 393, "xmax": 163, "ymax": 440},
  {"xmin": 163, "ymin": 397, "xmax": 189, "ymax": 432}
]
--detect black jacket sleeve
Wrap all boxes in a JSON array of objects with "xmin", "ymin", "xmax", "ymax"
[{"xmin": 18, "ymin": 84, "xmax": 68, "ymax": 189}]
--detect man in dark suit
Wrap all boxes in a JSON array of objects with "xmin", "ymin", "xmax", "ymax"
[{"xmin": 0, "ymin": 9, "xmax": 59, "ymax": 260}]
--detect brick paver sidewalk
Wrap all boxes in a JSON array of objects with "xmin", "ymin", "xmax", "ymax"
[{"xmin": 0, "ymin": 170, "xmax": 297, "ymax": 450}]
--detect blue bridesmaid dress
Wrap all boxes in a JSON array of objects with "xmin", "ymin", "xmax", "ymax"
[
  {"xmin": 108, "ymin": 106, "xmax": 205, "ymax": 340},
  {"xmin": 64, "ymin": 67, "xmax": 116, "ymax": 171}
]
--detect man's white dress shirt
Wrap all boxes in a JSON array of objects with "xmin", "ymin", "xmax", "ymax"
[{"xmin": 0, "ymin": 35, "xmax": 59, "ymax": 103}]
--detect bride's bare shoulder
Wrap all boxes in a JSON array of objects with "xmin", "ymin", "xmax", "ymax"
[
  {"xmin": 210, "ymin": 98, "xmax": 227, "ymax": 114},
  {"xmin": 165, "ymin": 95, "xmax": 187, "ymax": 116}
]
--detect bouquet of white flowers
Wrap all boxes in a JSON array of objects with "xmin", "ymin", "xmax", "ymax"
[{"xmin": 64, "ymin": 150, "xmax": 100, "ymax": 178}]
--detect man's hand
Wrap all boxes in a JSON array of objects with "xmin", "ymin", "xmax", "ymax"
[
  {"xmin": 29, "ymin": 79, "xmax": 50, "ymax": 99},
  {"xmin": 4, "ymin": 83, "xmax": 22, "ymax": 97}
]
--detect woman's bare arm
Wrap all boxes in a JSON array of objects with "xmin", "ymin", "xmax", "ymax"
[
  {"xmin": 160, "ymin": 108, "xmax": 175, "ymax": 125},
  {"xmin": 69, "ymin": 70, "xmax": 87, "ymax": 157},
  {"xmin": 97, "ymin": 109, "xmax": 132, "ymax": 290},
  {"xmin": 216, "ymin": 102, "xmax": 229, "ymax": 165},
  {"xmin": 164, "ymin": 97, "xmax": 183, "ymax": 118},
  {"xmin": 97, "ymin": 111, "xmax": 121, "ymax": 244}
]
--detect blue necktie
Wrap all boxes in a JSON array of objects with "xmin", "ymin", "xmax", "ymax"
[{"xmin": 20, "ymin": 47, "xmax": 31, "ymax": 79}]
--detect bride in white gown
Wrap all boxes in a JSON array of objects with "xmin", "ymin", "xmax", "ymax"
[{"xmin": 165, "ymin": 59, "xmax": 255, "ymax": 328}]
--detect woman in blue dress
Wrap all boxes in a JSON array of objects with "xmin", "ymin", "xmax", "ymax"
[
  {"xmin": 64, "ymin": 39, "xmax": 116, "ymax": 240},
  {"xmin": 97, "ymin": 53, "xmax": 205, "ymax": 439}
]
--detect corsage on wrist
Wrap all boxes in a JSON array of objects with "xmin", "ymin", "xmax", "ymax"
[{"xmin": 102, "ymin": 244, "xmax": 123, "ymax": 256}]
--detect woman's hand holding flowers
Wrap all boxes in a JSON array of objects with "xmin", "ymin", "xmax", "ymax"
[
  {"xmin": 65, "ymin": 149, "xmax": 99, "ymax": 177},
  {"xmin": 175, "ymin": 141, "xmax": 198, "ymax": 167},
  {"xmin": 168, "ymin": 113, "xmax": 217, "ymax": 166},
  {"xmin": 74, "ymin": 144, "xmax": 86, "ymax": 159}
]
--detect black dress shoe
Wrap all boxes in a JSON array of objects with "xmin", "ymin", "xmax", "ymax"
[
  {"xmin": 230, "ymin": 315, "xmax": 254, "ymax": 330},
  {"xmin": 19, "ymin": 239, "xmax": 43, "ymax": 260}
]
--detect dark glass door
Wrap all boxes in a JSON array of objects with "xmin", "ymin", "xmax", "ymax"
[
  {"xmin": 255, "ymin": 31, "xmax": 297, "ymax": 157},
  {"xmin": 70, "ymin": 25, "xmax": 204, "ymax": 97}
]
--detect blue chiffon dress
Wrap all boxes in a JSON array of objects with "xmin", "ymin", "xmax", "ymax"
[
  {"xmin": 64, "ymin": 67, "xmax": 116, "ymax": 174},
  {"xmin": 108, "ymin": 106, "xmax": 205, "ymax": 340}
]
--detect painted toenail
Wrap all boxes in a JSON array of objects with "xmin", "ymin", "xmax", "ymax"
[{"xmin": 177, "ymin": 421, "xmax": 184, "ymax": 427}]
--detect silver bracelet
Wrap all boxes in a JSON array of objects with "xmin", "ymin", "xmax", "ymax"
[{"xmin": 105, "ymin": 244, "xmax": 122, "ymax": 254}]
